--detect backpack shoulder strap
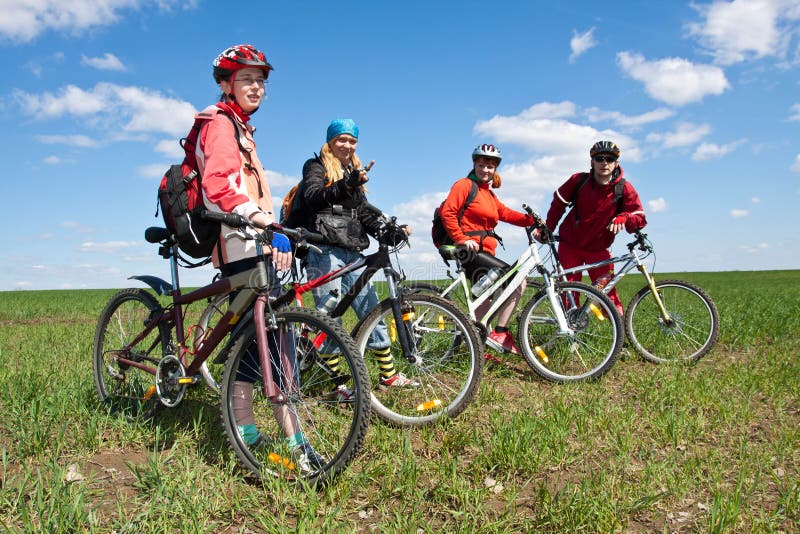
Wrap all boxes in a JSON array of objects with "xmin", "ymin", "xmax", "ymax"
[
  {"xmin": 570, "ymin": 173, "xmax": 591, "ymax": 223},
  {"xmin": 613, "ymin": 178, "xmax": 626, "ymax": 204},
  {"xmin": 456, "ymin": 180, "xmax": 479, "ymax": 223},
  {"xmin": 570, "ymin": 172, "xmax": 591, "ymax": 206}
]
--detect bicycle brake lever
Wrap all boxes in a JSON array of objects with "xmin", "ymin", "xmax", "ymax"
[{"xmin": 224, "ymin": 230, "xmax": 249, "ymax": 242}]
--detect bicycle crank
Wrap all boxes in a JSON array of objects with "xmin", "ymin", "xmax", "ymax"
[{"xmin": 155, "ymin": 354, "xmax": 192, "ymax": 407}]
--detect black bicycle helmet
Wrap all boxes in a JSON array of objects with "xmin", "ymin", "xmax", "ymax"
[{"xmin": 589, "ymin": 140, "xmax": 621, "ymax": 158}]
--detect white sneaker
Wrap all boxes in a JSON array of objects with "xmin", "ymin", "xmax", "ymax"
[
  {"xmin": 329, "ymin": 384, "xmax": 354, "ymax": 403},
  {"xmin": 292, "ymin": 442, "xmax": 326, "ymax": 474},
  {"xmin": 378, "ymin": 372, "xmax": 420, "ymax": 390}
]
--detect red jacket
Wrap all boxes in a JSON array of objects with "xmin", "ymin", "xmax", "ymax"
[
  {"xmin": 545, "ymin": 166, "xmax": 646, "ymax": 251},
  {"xmin": 441, "ymin": 177, "xmax": 532, "ymax": 256}
]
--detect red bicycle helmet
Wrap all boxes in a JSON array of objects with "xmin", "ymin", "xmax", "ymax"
[{"xmin": 213, "ymin": 44, "xmax": 273, "ymax": 83}]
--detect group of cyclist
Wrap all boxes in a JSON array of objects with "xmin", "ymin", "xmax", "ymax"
[{"xmin": 195, "ymin": 44, "xmax": 647, "ymax": 454}]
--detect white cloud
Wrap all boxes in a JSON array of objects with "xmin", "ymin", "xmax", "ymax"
[
  {"xmin": 138, "ymin": 163, "xmax": 169, "ymax": 180},
  {"xmin": 474, "ymin": 102, "xmax": 640, "ymax": 162},
  {"xmin": 154, "ymin": 139, "xmax": 184, "ymax": 159},
  {"xmin": 61, "ymin": 221, "xmax": 94, "ymax": 233},
  {"xmin": 0, "ymin": 1, "xmax": 188, "ymax": 42},
  {"xmin": 569, "ymin": 27, "xmax": 597, "ymax": 63},
  {"xmin": 648, "ymin": 197, "xmax": 668, "ymax": 213},
  {"xmin": 752, "ymin": 197, "xmax": 761, "ymax": 203},
  {"xmin": 81, "ymin": 53, "xmax": 126, "ymax": 71},
  {"xmin": 789, "ymin": 103, "xmax": 800, "ymax": 121},
  {"xmin": 687, "ymin": 0, "xmax": 800, "ymax": 65},
  {"xmin": 472, "ymin": 101, "xmax": 644, "ymax": 203},
  {"xmin": 730, "ymin": 209, "xmax": 749, "ymax": 218},
  {"xmin": 740, "ymin": 242, "xmax": 770, "ymax": 254},
  {"xmin": 692, "ymin": 139, "xmax": 745, "ymax": 160},
  {"xmin": 585, "ymin": 107, "xmax": 675, "ymax": 129},
  {"xmin": 792, "ymin": 154, "xmax": 800, "ymax": 172},
  {"xmin": 15, "ymin": 82, "xmax": 196, "ymax": 136},
  {"xmin": 44, "ymin": 155, "xmax": 61, "ymax": 164},
  {"xmin": 647, "ymin": 122, "xmax": 711, "ymax": 148},
  {"xmin": 518, "ymin": 101, "xmax": 578, "ymax": 120},
  {"xmin": 79, "ymin": 241, "xmax": 141, "ymax": 253},
  {"xmin": 616, "ymin": 52, "xmax": 730, "ymax": 106},
  {"xmin": 35, "ymin": 134, "xmax": 99, "ymax": 148}
]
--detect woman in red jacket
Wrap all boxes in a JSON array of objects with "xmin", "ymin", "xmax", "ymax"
[{"xmin": 440, "ymin": 144, "xmax": 534, "ymax": 355}]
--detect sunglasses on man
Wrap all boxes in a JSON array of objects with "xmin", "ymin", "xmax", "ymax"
[{"xmin": 592, "ymin": 155, "xmax": 617, "ymax": 163}]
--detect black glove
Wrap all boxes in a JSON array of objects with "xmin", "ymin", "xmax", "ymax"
[
  {"xmin": 345, "ymin": 168, "xmax": 364, "ymax": 188},
  {"xmin": 383, "ymin": 225, "xmax": 408, "ymax": 246}
]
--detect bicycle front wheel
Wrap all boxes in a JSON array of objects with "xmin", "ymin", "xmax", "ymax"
[
  {"xmin": 92, "ymin": 288, "xmax": 170, "ymax": 420},
  {"xmin": 352, "ymin": 293, "xmax": 483, "ymax": 427},
  {"xmin": 625, "ymin": 279, "xmax": 720, "ymax": 364},
  {"xmin": 517, "ymin": 282, "xmax": 623, "ymax": 383},
  {"xmin": 219, "ymin": 307, "xmax": 370, "ymax": 485}
]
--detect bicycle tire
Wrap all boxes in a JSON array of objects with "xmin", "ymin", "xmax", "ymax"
[
  {"xmin": 352, "ymin": 293, "xmax": 483, "ymax": 427},
  {"xmin": 219, "ymin": 307, "xmax": 370, "ymax": 485},
  {"xmin": 401, "ymin": 281, "xmax": 444, "ymax": 296},
  {"xmin": 625, "ymin": 279, "xmax": 720, "ymax": 364},
  {"xmin": 517, "ymin": 281, "xmax": 623, "ymax": 383},
  {"xmin": 92, "ymin": 288, "xmax": 170, "ymax": 420}
]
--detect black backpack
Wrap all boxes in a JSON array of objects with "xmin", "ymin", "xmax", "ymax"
[
  {"xmin": 279, "ymin": 180, "xmax": 305, "ymax": 228},
  {"xmin": 156, "ymin": 111, "xmax": 244, "ymax": 261},
  {"xmin": 431, "ymin": 181, "xmax": 479, "ymax": 248}
]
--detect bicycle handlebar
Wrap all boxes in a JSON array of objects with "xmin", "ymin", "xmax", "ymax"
[{"xmin": 201, "ymin": 209, "xmax": 325, "ymax": 251}]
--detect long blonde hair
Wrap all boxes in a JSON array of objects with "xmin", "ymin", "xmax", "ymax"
[{"xmin": 320, "ymin": 142, "xmax": 362, "ymax": 186}]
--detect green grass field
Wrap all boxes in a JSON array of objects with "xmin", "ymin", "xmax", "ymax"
[{"xmin": 1, "ymin": 270, "xmax": 798, "ymax": 532}]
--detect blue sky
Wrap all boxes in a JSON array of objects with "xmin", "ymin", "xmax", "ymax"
[{"xmin": 2, "ymin": 0, "xmax": 799, "ymax": 291}]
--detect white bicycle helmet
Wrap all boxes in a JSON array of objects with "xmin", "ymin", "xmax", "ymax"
[{"xmin": 471, "ymin": 144, "xmax": 502, "ymax": 164}]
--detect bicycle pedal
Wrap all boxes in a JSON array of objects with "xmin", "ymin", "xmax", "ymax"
[{"xmin": 177, "ymin": 374, "xmax": 202, "ymax": 386}]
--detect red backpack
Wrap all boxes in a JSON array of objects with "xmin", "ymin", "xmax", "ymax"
[{"xmin": 156, "ymin": 110, "xmax": 243, "ymax": 261}]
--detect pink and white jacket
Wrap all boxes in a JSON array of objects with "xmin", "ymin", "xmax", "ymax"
[{"xmin": 196, "ymin": 104, "xmax": 275, "ymax": 266}]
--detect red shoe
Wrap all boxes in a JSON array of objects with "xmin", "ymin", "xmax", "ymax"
[
  {"xmin": 486, "ymin": 330, "xmax": 520, "ymax": 355},
  {"xmin": 484, "ymin": 353, "xmax": 502, "ymax": 364}
]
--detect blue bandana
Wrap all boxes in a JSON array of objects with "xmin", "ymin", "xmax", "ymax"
[{"xmin": 326, "ymin": 118, "xmax": 359, "ymax": 142}]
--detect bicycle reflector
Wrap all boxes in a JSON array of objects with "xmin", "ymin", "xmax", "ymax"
[
  {"xmin": 416, "ymin": 399, "xmax": 442, "ymax": 412},
  {"xmin": 588, "ymin": 302, "xmax": 606, "ymax": 320}
]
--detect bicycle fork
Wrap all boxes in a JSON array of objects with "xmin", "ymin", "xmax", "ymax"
[
  {"xmin": 253, "ymin": 295, "xmax": 290, "ymax": 403},
  {"xmin": 542, "ymin": 272, "xmax": 574, "ymax": 336},
  {"xmin": 386, "ymin": 270, "xmax": 423, "ymax": 365},
  {"xmin": 637, "ymin": 265, "xmax": 674, "ymax": 324}
]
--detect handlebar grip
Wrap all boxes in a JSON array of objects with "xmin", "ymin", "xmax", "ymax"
[
  {"xmin": 201, "ymin": 209, "xmax": 249, "ymax": 228},
  {"xmin": 268, "ymin": 224, "xmax": 323, "ymax": 244},
  {"xmin": 522, "ymin": 204, "xmax": 547, "ymax": 228}
]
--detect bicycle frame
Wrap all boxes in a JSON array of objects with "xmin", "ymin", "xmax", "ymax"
[
  {"xmin": 273, "ymin": 239, "xmax": 420, "ymax": 362},
  {"xmin": 125, "ymin": 228, "xmax": 290, "ymax": 401},
  {"xmin": 544, "ymin": 232, "xmax": 673, "ymax": 322},
  {"xmin": 439, "ymin": 224, "xmax": 576, "ymax": 335}
]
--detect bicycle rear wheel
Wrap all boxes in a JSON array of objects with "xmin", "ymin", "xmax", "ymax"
[
  {"xmin": 219, "ymin": 307, "xmax": 370, "ymax": 485},
  {"xmin": 625, "ymin": 279, "xmax": 720, "ymax": 364},
  {"xmin": 352, "ymin": 293, "xmax": 483, "ymax": 427},
  {"xmin": 92, "ymin": 288, "xmax": 169, "ymax": 420},
  {"xmin": 517, "ymin": 282, "xmax": 623, "ymax": 383}
]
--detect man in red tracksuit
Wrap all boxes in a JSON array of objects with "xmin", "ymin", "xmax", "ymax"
[{"xmin": 534, "ymin": 141, "xmax": 647, "ymax": 315}]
